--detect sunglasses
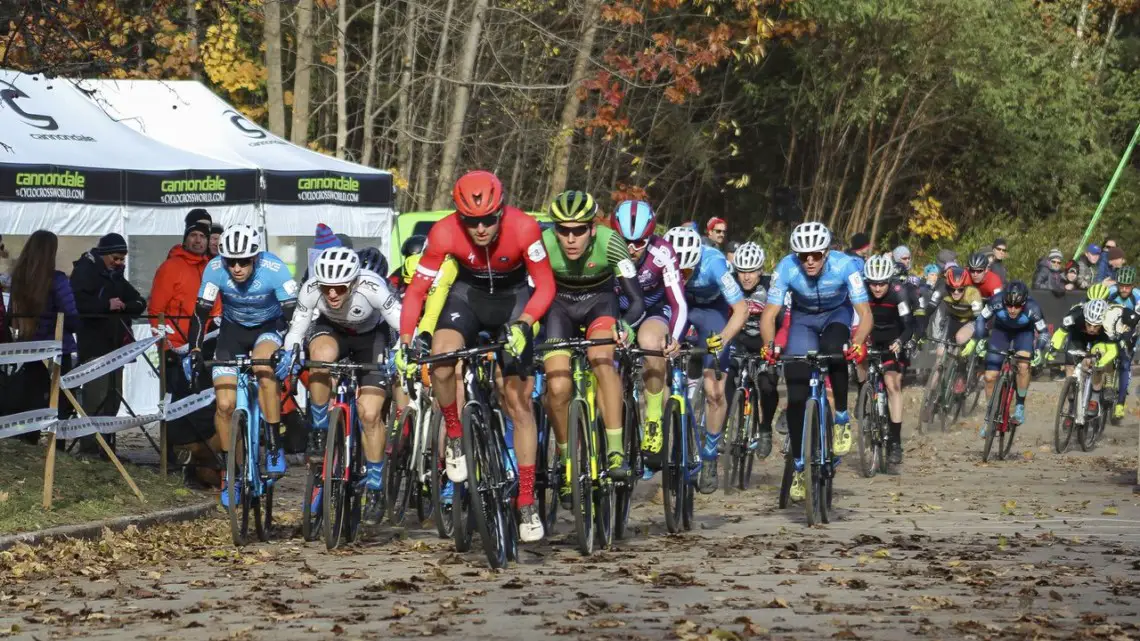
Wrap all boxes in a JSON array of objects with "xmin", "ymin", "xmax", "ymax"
[
  {"xmin": 320, "ymin": 283, "xmax": 349, "ymax": 296},
  {"xmin": 994, "ymin": 247, "xmax": 1007, "ymax": 252},
  {"xmin": 627, "ymin": 239, "xmax": 650, "ymax": 253},
  {"xmin": 225, "ymin": 257, "xmax": 253, "ymax": 268},
  {"xmin": 969, "ymin": 268, "xmax": 985, "ymax": 274},
  {"xmin": 798, "ymin": 251, "xmax": 825, "ymax": 263},
  {"xmin": 711, "ymin": 228, "xmax": 726, "ymax": 234},
  {"xmin": 949, "ymin": 287, "xmax": 965, "ymax": 295},
  {"xmin": 555, "ymin": 223, "xmax": 591, "ymax": 238},
  {"xmin": 459, "ymin": 211, "xmax": 501, "ymax": 229},
  {"xmin": 1050, "ymin": 259, "xmax": 1062, "ymax": 264}
]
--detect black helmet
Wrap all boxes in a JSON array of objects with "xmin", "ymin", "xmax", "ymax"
[
  {"xmin": 967, "ymin": 252, "xmax": 989, "ymax": 270},
  {"xmin": 401, "ymin": 235, "xmax": 428, "ymax": 258},
  {"xmin": 726, "ymin": 240, "xmax": 742, "ymax": 253},
  {"xmin": 357, "ymin": 247, "xmax": 388, "ymax": 276},
  {"xmin": 1003, "ymin": 281, "xmax": 1029, "ymax": 307}
]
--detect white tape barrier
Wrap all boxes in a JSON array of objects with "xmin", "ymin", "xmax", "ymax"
[
  {"xmin": 51, "ymin": 413, "xmax": 163, "ymax": 440},
  {"xmin": 170, "ymin": 328, "xmax": 220, "ymax": 356},
  {"xmin": 62, "ymin": 335, "xmax": 162, "ymax": 390},
  {"xmin": 163, "ymin": 388, "xmax": 217, "ymax": 421},
  {"xmin": 0, "ymin": 408, "xmax": 59, "ymax": 440},
  {"xmin": 0, "ymin": 340, "xmax": 62, "ymax": 366}
]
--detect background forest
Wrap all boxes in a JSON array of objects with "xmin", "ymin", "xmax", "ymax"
[{"xmin": 3, "ymin": 0, "xmax": 1140, "ymax": 275}]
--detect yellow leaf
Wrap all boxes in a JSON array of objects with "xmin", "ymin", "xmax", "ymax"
[
  {"xmin": 997, "ymin": 534, "xmax": 1008, "ymax": 550},
  {"xmin": 1102, "ymin": 506, "xmax": 1118, "ymax": 515},
  {"xmin": 872, "ymin": 549, "xmax": 891, "ymax": 559}
]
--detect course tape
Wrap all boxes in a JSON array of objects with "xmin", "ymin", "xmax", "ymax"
[
  {"xmin": 170, "ymin": 328, "xmax": 220, "ymax": 356},
  {"xmin": 61, "ymin": 335, "xmax": 161, "ymax": 390},
  {"xmin": 0, "ymin": 408, "xmax": 58, "ymax": 440},
  {"xmin": 51, "ymin": 413, "xmax": 163, "ymax": 440},
  {"xmin": 164, "ymin": 389, "xmax": 216, "ymax": 421},
  {"xmin": 0, "ymin": 341, "xmax": 62, "ymax": 366}
]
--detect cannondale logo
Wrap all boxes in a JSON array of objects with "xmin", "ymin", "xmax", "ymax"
[
  {"xmin": 224, "ymin": 109, "xmax": 267, "ymax": 139},
  {"xmin": 0, "ymin": 80, "xmax": 58, "ymax": 130}
]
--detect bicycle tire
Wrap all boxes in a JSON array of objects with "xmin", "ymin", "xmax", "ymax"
[
  {"xmin": 981, "ymin": 375, "xmax": 1004, "ymax": 463},
  {"xmin": 802, "ymin": 401, "xmax": 818, "ymax": 526},
  {"xmin": 453, "ymin": 485, "xmax": 474, "ymax": 553},
  {"xmin": 820, "ymin": 406, "xmax": 834, "ymax": 525},
  {"xmin": 594, "ymin": 416, "xmax": 615, "ymax": 550},
  {"xmin": 535, "ymin": 397, "xmax": 559, "ymax": 536},
  {"xmin": 416, "ymin": 407, "xmax": 438, "ymax": 525},
  {"xmin": 226, "ymin": 409, "xmax": 248, "ymax": 546},
  {"xmin": 1054, "ymin": 377, "xmax": 1077, "ymax": 454},
  {"xmin": 778, "ymin": 454, "xmax": 793, "ymax": 510},
  {"xmin": 918, "ymin": 358, "xmax": 944, "ymax": 431},
  {"xmin": 462, "ymin": 403, "xmax": 508, "ymax": 569},
  {"xmin": 939, "ymin": 357, "xmax": 960, "ymax": 432},
  {"xmin": 568, "ymin": 398, "xmax": 596, "ymax": 555},
  {"xmin": 302, "ymin": 462, "xmax": 324, "ymax": 542},
  {"xmin": 724, "ymin": 385, "xmax": 745, "ymax": 492},
  {"xmin": 614, "ymin": 387, "xmax": 639, "ymax": 540},
  {"xmin": 997, "ymin": 377, "xmax": 1019, "ymax": 460},
  {"xmin": 427, "ymin": 410, "xmax": 454, "ymax": 539},
  {"xmin": 344, "ymin": 419, "xmax": 365, "ymax": 544},
  {"xmin": 964, "ymin": 355, "xmax": 984, "ymax": 415},
  {"xmin": 386, "ymin": 407, "xmax": 415, "ymax": 526},
  {"xmin": 681, "ymin": 403, "xmax": 698, "ymax": 531},
  {"xmin": 256, "ymin": 480, "xmax": 271, "ymax": 543},
  {"xmin": 1080, "ymin": 392, "xmax": 1105, "ymax": 452},
  {"xmin": 661, "ymin": 397, "xmax": 684, "ymax": 534},
  {"xmin": 742, "ymin": 380, "xmax": 760, "ymax": 489},
  {"xmin": 322, "ymin": 407, "xmax": 348, "ymax": 550},
  {"xmin": 854, "ymin": 381, "xmax": 877, "ymax": 478}
]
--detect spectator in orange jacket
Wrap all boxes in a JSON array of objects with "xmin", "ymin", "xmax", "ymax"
[{"xmin": 149, "ymin": 217, "xmax": 221, "ymax": 487}]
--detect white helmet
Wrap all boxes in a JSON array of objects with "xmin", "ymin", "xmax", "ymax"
[
  {"xmin": 1084, "ymin": 299, "xmax": 1108, "ymax": 326},
  {"xmin": 733, "ymin": 242, "xmax": 765, "ymax": 272},
  {"xmin": 313, "ymin": 247, "xmax": 361, "ymax": 286},
  {"xmin": 665, "ymin": 226, "xmax": 703, "ymax": 270},
  {"xmin": 219, "ymin": 224, "xmax": 261, "ymax": 259},
  {"xmin": 789, "ymin": 221, "xmax": 831, "ymax": 253},
  {"xmin": 863, "ymin": 254, "xmax": 895, "ymax": 283}
]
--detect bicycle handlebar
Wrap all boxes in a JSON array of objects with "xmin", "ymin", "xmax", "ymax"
[
  {"xmin": 302, "ymin": 360, "xmax": 386, "ymax": 372},
  {"xmin": 411, "ymin": 342, "xmax": 503, "ymax": 366},
  {"xmin": 204, "ymin": 357, "xmax": 277, "ymax": 367},
  {"xmin": 535, "ymin": 337, "xmax": 617, "ymax": 352},
  {"xmin": 779, "ymin": 352, "xmax": 847, "ymax": 364}
]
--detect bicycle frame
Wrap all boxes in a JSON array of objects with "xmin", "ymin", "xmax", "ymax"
[{"xmin": 235, "ymin": 365, "xmax": 267, "ymax": 497}]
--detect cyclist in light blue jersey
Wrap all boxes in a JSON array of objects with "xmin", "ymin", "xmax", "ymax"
[
  {"xmin": 665, "ymin": 226, "xmax": 748, "ymax": 495},
  {"xmin": 185, "ymin": 225, "xmax": 298, "ymax": 504},
  {"xmin": 1107, "ymin": 266, "xmax": 1139, "ymax": 418},
  {"xmin": 758, "ymin": 222, "xmax": 872, "ymax": 502}
]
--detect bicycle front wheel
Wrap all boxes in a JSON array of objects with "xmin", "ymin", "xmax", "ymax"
[
  {"xmin": 568, "ymin": 398, "xmax": 596, "ymax": 556},
  {"xmin": 535, "ymin": 396, "xmax": 559, "ymax": 536},
  {"xmin": 661, "ymin": 397, "xmax": 684, "ymax": 534},
  {"xmin": 386, "ymin": 406, "xmax": 415, "ymax": 526},
  {"xmin": 593, "ymin": 415, "xmax": 615, "ymax": 551},
  {"xmin": 1080, "ymin": 390, "xmax": 1106, "ymax": 452},
  {"xmin": 802, "ymin": 401, "xmax": 819, "ymax": 526},
  {"xmin": 226, "ymin": 409, "xmax": 250, "ymax": 546},
  {"xmin": 302, "ymin": 459, "xmax": 323, "ymax": 542},
  {"xmin": 1054, "ymin": 377, "xmax": 1077, "ymax": 454},
  {"xmin": 427, "ymin": 410, "xmax": 454, "ymax": 539},
  {"xmin": 982, "ymin": 375, "xmax": 1007, "ymax": 463},
  {"xmin": 462, "ymin": 403, "xmax": 509, "ymax": 569},
  {"xmin": 723, "ymin": 385, "xmax": 745, "ymax": 492},
  {"xmin": 614, "ymin": 385, "xmax": 639, "ymax": 540},
  {"xmin": 854, "ymin": 381, "xmax": 877, "ymax": 478},
  {"xmin": 322, "ymin": 407, "xmax": 348, "ymax": 550}
]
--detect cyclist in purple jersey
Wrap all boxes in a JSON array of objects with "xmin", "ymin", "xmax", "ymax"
[{"xmin": 613, "ymin": 200, "xmax": 687, "ymax": 468}]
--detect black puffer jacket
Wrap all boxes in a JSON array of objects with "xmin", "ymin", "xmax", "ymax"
[{"xmin": 70, "ymin": 251, "xmax": 146, "ymax": 360}]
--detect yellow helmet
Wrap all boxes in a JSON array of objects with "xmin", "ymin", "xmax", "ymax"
[
  {"xmin": 549, "ymin": 190, "xmax": 598, "ymax": 223},
  {"xmin": 1087, "ymin": 283, "xmax": 1110, "ymax": 301},
  {"xmin": 402, "ymin": 254, "xmax": 421, "ymax": 285}
]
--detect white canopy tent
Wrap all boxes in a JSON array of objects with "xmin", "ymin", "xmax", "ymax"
[
  {"xmin": 75, "ymin": 79, "xmax": 396, "ymax": 245},
  {"xmin": 0, "ymin": 71, "xmax": 260, "ymax": 236}
]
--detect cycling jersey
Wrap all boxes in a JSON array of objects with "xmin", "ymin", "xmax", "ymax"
[
  {"xmin": 191, "ymin": 252, "xmax": 298, "ymax": 349},
  {"xmin": 868, "ymin": 283, "xmax": 914, "ymax": 345},
  {"xmin": 419, "ymin": 258, "xmax": 457, "ymax": 335},
  {"xmin": 975, "ymin": 295, "xmax": 1047, "ymax": 336},
  {"xmin": 399, "ymin": 207, "xmax": 555, "ymax": 337},
  {"xmin": 1054, "ymin": 306, "xmax": 1114, "ymax": 349},
  {"xmin": 283, "ymin": 270, "xmax": 402, "ymax": 352},
  {"xmin": 930, "ymin": 282, "xmax": 984, "ymax": 320},
  {"xmin": 971, "ymin": 271, "xmax": 1003, "ymax": 298},
  {"xmin": 1108, "ymin": 286, "xmax": 1140, "ymax": 310},
  {"xmin": 686, "ymin": 245, "xmax": 743, "ymax": 306},
  {"xmin": 618, "ymin": 236, "xmax": 688, "ymax": 341},
  {"xmin": 542, "ymin": 225, "xmax": 644, "ymax": 326},
  {"xmin": 767, "ymin": 251, "xmax": 867, "ymax": 313}
]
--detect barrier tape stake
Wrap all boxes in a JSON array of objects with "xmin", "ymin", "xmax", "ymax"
[
  {"xmin": 42, "ymin": 314, "xmax": 63, "ymax": 510},
  {"xmin": 158, "ymin": 313, "xmax": 168, "ymax": 477},
  {"xmin": 57, "ymin": 387, "xmax": 146, "ymax": 503}
]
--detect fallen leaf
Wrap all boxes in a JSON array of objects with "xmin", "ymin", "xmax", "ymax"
[
  {"xmin": 764, "ymin": 598, "xmax": 790, "ymax": 608},
  {"xmin": 872, "ymin": 549, "xmax": 891, "ymax": 559},
  {"xmin": 1103, "ymin": 506, "xmax": 1118, "ymax": 516}
]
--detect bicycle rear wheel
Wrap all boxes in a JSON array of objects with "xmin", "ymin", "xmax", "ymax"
[
  {"xmin": 453, "ymin": 484, "xmax": 474, "ymax": 553},
  {"xmin": 302, "ymin": 461, "xmax": 324, "ymax": 542},
  {"xmin": 343, "ymin": 421, "xmax": 364, "ymax": 544},
  {"xmin": 462, "ymin": 403, "xmax": 509, "ymax": 569},
  {"xmin": 415, "ymin": 407, "xmax": 438, "ymax": 525},
  {"xmin": 593, "ymin": 416, "xmax": 615, "ymax": 550},
  {"xmin": 535, "ymin": 397, "xmax": 559, "ymax": 536},
  {"xmin": 226, "ymin": 409, "xmax": 250, "ymax": 546},
  {"xmin": 964, "ymin": 355, "xmax": 985, "ymax": 416},
  {"xmin": 568, "ymin": 398, "xmax": 596, "ymax": 555},
  {"xmin": 661, "ymin": 397, "xmax": 684, "ymax": 534},
  {"xmin": 614, "ymin": 386, "xmax": 639, "ymax": 540},
  {"xmin": 778, "ymin": 454, "xmax": 793, "ymax": 509},
  {"xmin": 854, "ymin": 381, "xmax": 877, "ymax": 478},
  {"xmin": 939, "ymin": 358, "xmax": 959, "ymax": 432},
  {"xmin": 1054, "ymin": 377, "xmax": 1077, "ymax": 454},
  {"xmin": 427, "ymin": 410, "xmax": 454, "ymax": 539},
  {"xmin": 322, "ymin": 407, "xmax": 348, "ymax": 550},
  {"xmin": 918, "ymin": 358, "xmax": 944, "ymax": 431},
  {"xmin": 386, "ymin": 407, "xmax": 415, "ymax": 526}
]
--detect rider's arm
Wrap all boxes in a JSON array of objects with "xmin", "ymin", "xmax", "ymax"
[
  {"xmin": 608, "ymin": 234, "xmax": 644, "ymax": 326},
  {"xmin": 369, "ymin": 274, "xmax": 403, "ymax": 330},
  {"xmin": 399, "ymin": 225, "xmax": 449, "ymax": 342},
  {"xmin": 282, "ymin": 281, "xmax": 320, "ymax": 352},
  {"xmin": 846, "ymin": 264, "xmax": 873, "ymax": 346},
  {"xmin": 659, "ymin": 246, "xmax": 688, "ymax": 341},
  {"xmin": 1030, "ymin": 303, "xmax": 1049, "ymax": 350},
  {"xmin": 519, "ymin": 220, "xmax": 556, "ymax": 326},
  {"xmin": 897, "ymin": 291, "xmax": 914, "ymax": 345},
  {"xmin": 188, "ymin": 269, "xmax": 222, "ymax": 351},
  {"xmin": 271, "ymin": 267, "xmax": 299, "ymax": 320},
  {"xmin": 761, "ymin": 259, "xmax": 791, "ymax": 346},
  {"xmin": 712, "ymin": 253, "xmax": 747, "ymax": 342},
  {"xmin": 419, "ymin": 258, "xmax": 456, "ymax": 336},
  {"xmin": 974, "ymin": 300, "xmax": 995, "ymax": 339},
  {"xmin": 1050, "ymin": 327, "xmax": 1069, "ymax": 351}
]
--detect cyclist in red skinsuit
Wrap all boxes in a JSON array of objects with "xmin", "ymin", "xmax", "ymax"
[
  {"xmin": 967, "ymin": 252, "xmax": 1004, "ymax": 298},
  {"xmin": 398, "ymin": 170, "xmax": 555, "ymax": 543}
]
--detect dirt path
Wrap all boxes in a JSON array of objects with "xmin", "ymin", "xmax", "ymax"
[{"xmin": 4, "ymin": 383, "xmax": 1140, "ymax": 640}]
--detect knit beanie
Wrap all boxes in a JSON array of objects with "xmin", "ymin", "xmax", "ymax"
[
  {"xmin": 95, "ymin": 233, "xmax": 128, "ymax": 255},
  {"xmin": 185, "ymin": 208, "xmax": 211, "ymax": 228},
  {"xmin": 314, "ymin": 223, "xmax": 341, "ymax": 250}
]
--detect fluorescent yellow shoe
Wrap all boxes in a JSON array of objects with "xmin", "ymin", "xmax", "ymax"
[
  {"xmin": 832, "ymin": 412, "xmax": 853, "ymax": 456},
  {"xmin": 1114, "ymin": 403, "xmax": 1126, "ymax": 420},
  {"xmin": 790, "ymin": 471, "xmax": 806, "ymax": 501}
]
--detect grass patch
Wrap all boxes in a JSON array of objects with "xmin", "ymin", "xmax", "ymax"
[{"xmin": 0, "ymin": 438, "xmax": 205, "ymax": 535}]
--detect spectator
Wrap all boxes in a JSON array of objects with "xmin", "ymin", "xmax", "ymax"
[
  {"xmin": 1063, "ymin": 263, "xmax": 1080, "ymax": 291},
  {"xmin": 892, "ymin": 245, "xmax": 912, "ymax": 274},
  {"xmin": 1102, "ymin": 246, "xmax": 1126, "ymax": 284},
  {"xmin": 208, "ymin": 223, "xmax": 223, "ymax": 257},
  {"xmin": 335, "ymin": 233, "xmax": 355, "ymax": 249},
  {"xmin": 186, "ymin": 208, "xmax": 211, "ymax": 228},
  {"xmin": 724, "ymin": 240, "xmax": 741, "ymax": 267},
  {"xmin": 846, "ymin": 232, "xmax": 873, "ymax": 271},
  {"xmin": 935, "ymin": 248, "xmax": 958, "ymax": 270},
  {"xmin": 149, "ymin": 219, "xmax": 221, "ymax": 487},
  {"xmin": 1033, "ymin": 248, "xmax": 1066, "ymax": 293},
  {"xmin": 304, "ymin": 223, "xmax": 343, "ymax": 282},
  {"xmin": 990, "ymin": 238, "xmax": 1009, "ymax": 284},
  {"xmin": 1097, "ymin": 238, "xmax": 1119, "ymax": 281},
  {"xmin": 70, "ymin": 233, "xmax": 147, "ymax": 456},
  {"xmin": 0, "ymin": 233, "xmax": 10, "ymax": 290},
  {"xmin": 705, "ymin": 217, "xmax": 727, "ymax": 248},
  {"xmin": 1077, "ymin": 244, "xmax": 1101, "ymax": 289},
  {"xmin": 3, "ymin": 231, "xmax": 81, "ymax": 437}
]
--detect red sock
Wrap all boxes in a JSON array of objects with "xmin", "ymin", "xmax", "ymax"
[
  {"xmin": 442, "ymin": 403, "xmax": 462, "ymax": 439},
  {"xmin": 517, "ymin": 464, "xmax": 535, "ymax": 507}
]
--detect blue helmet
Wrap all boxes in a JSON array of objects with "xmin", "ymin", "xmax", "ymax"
[{"xmin": 614, "ymin": 200, "xmax": 656, "ymax": 242}]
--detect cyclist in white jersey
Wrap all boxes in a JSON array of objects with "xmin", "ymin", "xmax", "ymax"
[{"xmin": 282, "ymin": 247, "xmax": 402, "ymax": 525}]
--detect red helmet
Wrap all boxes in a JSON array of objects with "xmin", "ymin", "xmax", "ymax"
[
  {"xmin": 945, "ymin": 266, "xmax": 969, "ymax": 289},
  {"xmin": 453, "ymin": 170, "xmax": 504, "ymax": 218}
]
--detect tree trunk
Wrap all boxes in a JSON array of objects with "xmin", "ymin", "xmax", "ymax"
[
  {"xmin": 396, "ymin": 0, "xmax": 419, "ymax": 198},
  {"xmin": 290, "ymin": 0, "xmax": 315, "ymax": 147},
  {"xmin": 413, "ymin": 0, "xmax": 455, "ymax": 208},
  {"xmin": 1071, "ymin": 0, "xmax": 1090, "ymax": 68},
  {"xmin": 186, "ymin": 0, "xmax": 201, "ymax": 81},
  {"xmin": 264, "ymin": 0, "xmax": 286, "ymax": 137},
  {"xmin": 335, "ymin": 0, "xmax": 349, "ymax": 158},
  {"xmin": 545, "ymin": 0, "xmax": 602, "ymax": 203},
  {"xmin": 827, "ymin": 144, "xmax": 855, "ymax": 230},
  {"xmin": 361, "ymin": 0, "xmax": 383, "ymax": 166},
  {"xmin": 431, "ymin": 0, "xmax": 490, "ymax": 210},
  {"xmin": 1097, "ymin": 6, "xmax": 1120, "ymax": 74}
]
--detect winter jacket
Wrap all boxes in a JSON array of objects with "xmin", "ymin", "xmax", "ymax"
[
  {"xmin": 1077, "ymin": 255, "xmax": 1099, "ymax": 289},
  {"xmin": 989, "ymin": 260, "xmax": 1009, "ymax": 285},
  {"xmin": 21, "ymin": 271, "xmax": 82, "ymax": 353},
  {"xmin": 70, "ymin": 251, "xmax": 146, "ymax": 361},
  {"xmin": 149, "ymin": 244, "xmax": 213, "ymax": 350},
  {"xmin": 1032, "ymin": 258, "xmax": 1065, "ymax": 293}
]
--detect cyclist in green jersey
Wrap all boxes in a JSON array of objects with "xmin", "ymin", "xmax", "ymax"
[{"xmin": 542, "ymin": 190, "xmax": 645, "ymax": 489}]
